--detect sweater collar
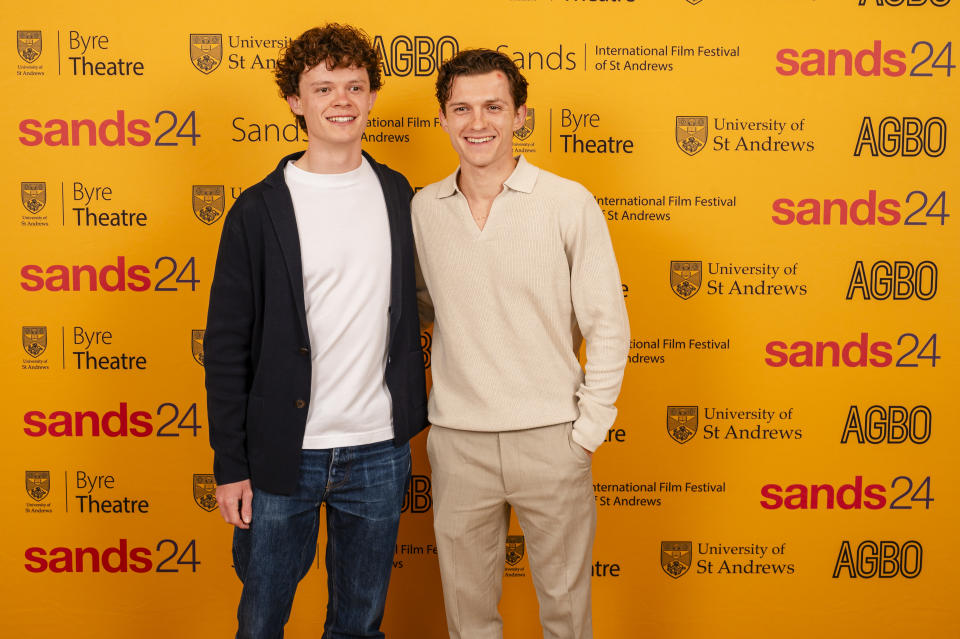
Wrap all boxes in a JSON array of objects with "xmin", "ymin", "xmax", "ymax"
[{"xmin": 436, "ymin": 155, "xmax": 538, "ymax": 198}]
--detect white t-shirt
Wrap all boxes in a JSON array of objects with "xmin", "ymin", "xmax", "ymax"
[{"xmin": 284, "ymin": 157, "xmax": 394, "ymax": 448}]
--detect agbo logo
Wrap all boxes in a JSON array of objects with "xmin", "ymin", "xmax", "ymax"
[{"xmin": 401, "ymin": 475, "xmax": 431, "ymax": 513}]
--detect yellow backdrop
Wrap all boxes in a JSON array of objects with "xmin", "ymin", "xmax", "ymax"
[{"xmin": 3, "ymin": 1, "xmax": 958, "ymax": 637}]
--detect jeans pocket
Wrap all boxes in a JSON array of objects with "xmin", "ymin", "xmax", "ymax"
[{"xmin": 232, "ymin": 526, "xmax": 251, "ymax": 583}]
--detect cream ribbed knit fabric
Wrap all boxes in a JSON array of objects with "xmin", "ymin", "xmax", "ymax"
[{"xmin": 412, "ymin": 156, "xmax": 630, "ymax": 451}]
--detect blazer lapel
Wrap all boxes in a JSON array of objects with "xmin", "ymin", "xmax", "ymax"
[
  {"xmin": 263, "ymin": 153, "xmax": 309, "ymax": 341},
  {"xmin": 365, "ymin": 152, "xmax": 403, "ymax": 348}
]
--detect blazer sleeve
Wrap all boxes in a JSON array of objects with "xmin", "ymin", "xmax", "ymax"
[{"xmin": 204, "ymin": 196, "xmax": 256, "ymax": 486}]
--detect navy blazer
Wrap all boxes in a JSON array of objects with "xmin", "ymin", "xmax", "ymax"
[{"xmin": 204, "ymin": 151, "xmax": 428, "ymax": 495}]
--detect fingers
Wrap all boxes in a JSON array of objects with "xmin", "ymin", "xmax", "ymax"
[
  {"xmin": 218, "ymin": 491, "xmax": 243, "ymax": 527},
  {"xmin": 240, "ymin": 485, "xmax": 253, "ymax": 526},
  {"xmin": 216, "ymin": 480, "xmax": 253, "ymax": 529},
  {"xmin": 217, "ymin": 498, "xmax": 236, "ymax": 525}
]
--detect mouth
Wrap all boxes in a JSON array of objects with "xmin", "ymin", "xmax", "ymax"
[
  {"xmin": 326, "ymin": 115, "xmax": 357, "ymax": 123},
  {"xmin": 465, "ymin": 135, "xmax": 494, "ymax": 144}
]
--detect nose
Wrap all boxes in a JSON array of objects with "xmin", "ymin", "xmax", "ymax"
[
  {"xmin": 333, "ymin": 86, "xmax": 352, "ymax": 105},
  {"xmin": 468, "ymin": 109, "xmax": 486, "ymax": 129}
]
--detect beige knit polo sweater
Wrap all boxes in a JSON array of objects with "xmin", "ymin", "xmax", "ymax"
[{"xmin": 411, "ymin": 156, "xmax": 630, "ymax": 451}]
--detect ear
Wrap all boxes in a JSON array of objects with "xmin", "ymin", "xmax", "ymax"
[
  {"xmin": 286, "ymin": 94, "xmax": 303, "ymax": 116},
  {"xmin": 512, "ymin": 104, "xmax": 527, "ymax": 133},
  {"xmin": 368, "ymin": 90, "xmax": 378, "ymax": 112},
  {"xmin": 438, "ymin": 106, "xmax": 449, "ymax": 131}
]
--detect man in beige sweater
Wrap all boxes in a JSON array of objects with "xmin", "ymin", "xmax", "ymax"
[{"xmin": 412, "ymin": 49, "xmax": 630, "ymax": 639}]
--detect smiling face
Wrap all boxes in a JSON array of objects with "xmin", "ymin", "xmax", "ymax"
[
  {"xmin": 439, "ymin": 71, "xmax": 526, "ymax": 175},
  {"xmin": 286, "ymin": 62, "xmax": 377, "ymax": 151}
]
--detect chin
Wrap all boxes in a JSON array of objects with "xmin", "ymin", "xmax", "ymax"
[{"xmin": 463, "ymin": 145, "xmax": 495, "ymax": 157}]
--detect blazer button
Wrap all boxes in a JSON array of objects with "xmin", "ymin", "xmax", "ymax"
[
  {"xmin": 298, "ymin": 346, "xmax": 309, "ymax": 355},
  {"xmin": 295, "ymin": 399, "xmax": 306, "ymax": 409}
]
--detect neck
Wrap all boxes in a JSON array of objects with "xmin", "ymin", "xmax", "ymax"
[
  {"xmin": 294, "ymin": 141, "xmax": 363, "ymax": 174},
  {"xmin": 457, "ymin": 155, "xmax": 518, "ymax": 200}
]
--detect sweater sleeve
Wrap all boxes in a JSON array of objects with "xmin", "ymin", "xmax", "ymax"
[
  {"xmin": 411, "ymin": 191, "xmax": 436, "ymax": 329},
  {"xmin": 414, "ymin": 246, "xmax": 435, "ymax": 328},
  {"xmin": 565, "ymin": 191, "xmax": 631, "ymax": 451}
]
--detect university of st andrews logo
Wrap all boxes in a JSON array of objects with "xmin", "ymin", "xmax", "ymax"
[
  {"xmin": 192, "ymin": 329, "xmax": 205, "ymax": 366},
  {"xmin": 17, "ymin": 31, "xmax": 42, "ymax": 63},
  {"xmin": 192, "ymin": 185, "xmax": 225, "ymax": 225},
  {"xmin": 667, "ymin": 406, "xmax": 698, "ymax": 444},
  {"xmin": 670, "ymin": 261, "xmax": 702, "ymax": 299},
  {"xmin": 22, "ymin": 326, "xmax": 47, "ymax": 358},
  {"xmin": 676, "ymin": 116, "xmax": 707, "ymax": 156},
  {"xmin": 21, "ymin": 182, "xmax": 46, "ymax": 214},
  {"xmin": 661, "ymin": 541, "xmax": 692, "ymax": 578},
  {"xmin": 514, "ymin": 108, "xmax": 535, "ymax": 141},
  {"xmin": 190, "ymin": 34, "xmax": 223, "ymax": 74},
  {"xmin": 505, "ymin": 535, "xmax": 525, "ymax": 566},
  {"xmin": 193, "ymin": 474, "xmax": 218, "ymax": 512},
  {"xmin": 26, "ymin": 471, "xmax": 50, "ymax": 502}
]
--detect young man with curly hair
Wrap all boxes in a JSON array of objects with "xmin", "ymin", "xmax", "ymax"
[
  {"xmin": 204, "ymin": 23, "xmax": 427, "ymax": 638},
  {"xmin": 412, "ymin": 49, "xmax": 630, "ymax": 639}
]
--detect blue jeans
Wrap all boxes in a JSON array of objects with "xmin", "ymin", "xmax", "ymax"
[{"xmin": 232, "ymin": 440, "xmax": 411, "ymax": 639}]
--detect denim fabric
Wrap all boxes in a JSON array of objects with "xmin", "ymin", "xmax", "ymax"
[{"xmin": 232, "ymin": 440, "xmax": 411, "ymax": 639}]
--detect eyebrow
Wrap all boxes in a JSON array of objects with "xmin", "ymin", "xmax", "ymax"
[
  {"xmin": 449, "ymin": 97, "xmax": 508, "ymax": 107},
  {"xmin": 304, "ymin": 79, "xmax": 368, "ymax": 87}
]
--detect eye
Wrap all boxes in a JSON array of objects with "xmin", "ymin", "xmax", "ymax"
[
  {"xmin": 316, "ymin": 87, "xmax": 329, "ymax": 94},
  {"xmin": 454, "ymin": 106, "xmax": 468, "ymax": 113}
]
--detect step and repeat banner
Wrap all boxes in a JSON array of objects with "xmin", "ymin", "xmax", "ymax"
[{"xmin": 3, "ymin": 0, "xmax": 957, "ymax": 637}]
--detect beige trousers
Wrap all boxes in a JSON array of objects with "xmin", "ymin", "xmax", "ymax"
[{"xmin": 427, "ymin": 423, "xmax": 596, "ymax": 639}]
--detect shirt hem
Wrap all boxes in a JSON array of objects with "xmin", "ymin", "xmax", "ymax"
[{"xmin": 302, "ymin": 426, "xmax": 395, "ymax": 449}]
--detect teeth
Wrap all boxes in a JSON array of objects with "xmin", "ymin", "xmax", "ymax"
[
  {"xmin": 328, "ymin": 116, "xmax": 355, "ymax": 122},
  {"xmin": 466, "ymin": 136, "xmax": 494, "ymax": 143}
]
